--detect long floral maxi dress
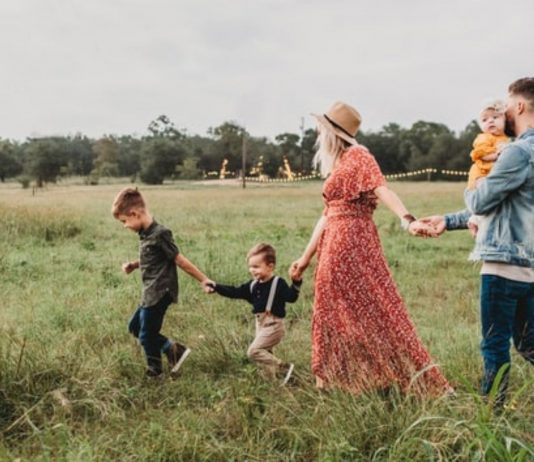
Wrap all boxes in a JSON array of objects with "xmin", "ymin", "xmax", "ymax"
[{"xmin": 312, "ymin": 145, "xmax": 451, "ymax": 396}]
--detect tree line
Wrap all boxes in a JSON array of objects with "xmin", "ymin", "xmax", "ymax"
[{"xmin": 0, "ymin": 115, "xmax": 481, "ymax": 186}]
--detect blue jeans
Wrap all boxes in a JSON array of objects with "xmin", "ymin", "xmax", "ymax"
[
  {"xmin": 480, "ymin": 275, "xmax": 534, "ymax": 401},
  {"xmin": 128, "ymin": 293, "xmax": 173, "ymax": 374}
]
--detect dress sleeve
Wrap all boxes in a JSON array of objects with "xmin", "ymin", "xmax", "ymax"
[{"xmin": 347, "ymin": 147, "xmax": 386, "ymax": 198}]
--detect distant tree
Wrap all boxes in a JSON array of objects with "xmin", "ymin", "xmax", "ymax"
[
  {"xmin": 208, "ymin": 122, "xmax": 248, "ymax": 173},
  {"xmin": 246, "ymin": 136, "xmax": 280, "ymax": 177},
  {"xmin": 0, "ymin": 139, "xmax": 23, "ymax": 181},
  {"xmin": 92, "ymin": 136, "xmax": 119, "ymax": 177},
  {"xmin": 404, "ymin": 121, "xmax": 454, "ymax": 171},
  {"xmin": 116, "ymin": 135, "xmax": 142, "ymax": 178},
  {"xmin": 64, "ymin": 135, "xmax": 94, "ymax": 176},
  {"xmin": 300, "ymin": 128, "xmax": 318, "ymax": 172},
  {"xmin": 140, "ymin": 137, "xmax": 185, "ymax": 184},
  {"xmin": 359, "ymin": 123, "xmax": 409, "ymax": 173},
  {"xmin": 455, "ymin": 120, "xmax": 480, "ymax": 166},
  {"xmin": 275, "ymin": 132, "xmax": 301, "ymax": 171},
  {"xmin": 140, "ymin": 115, "xmax": 186, "ymax": 184},
  {"xmin": 175, "ymin": 157, "xmax": 202, "ymax": 179},
  {"xmin": 24, "ymin": 137, "xmax": 68, "ymax": 186},
  {"xmin": 185, "ymin": 135, "xmax": 217, "ymax": 173},
  {"xmin": 148, "ymin": 114, "xmax": 184, "ymax": 139},
  {"xmin": 426, "ymin": 132, "xmax": 460, "ymax": 170}
]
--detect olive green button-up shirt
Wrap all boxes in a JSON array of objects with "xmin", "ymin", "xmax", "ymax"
[{"xmin": 138, "ymin": 221, "xmax": 179, "ymax": 307}]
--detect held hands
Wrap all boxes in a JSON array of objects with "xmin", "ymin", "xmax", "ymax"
[
  {"xmin": 407, "ymin": 220, "xmax": 439, "ymax": 238},
  {"xmin": 202, "ymin": 279, "xmax": 216, "ymax": 294},
  {"xmin": 289, "ymin": 257, "xmax": 309, "ymax": 281},
  {"xmin": 413, "ymin": 215, "xmax": 446, "ymax": 237}
]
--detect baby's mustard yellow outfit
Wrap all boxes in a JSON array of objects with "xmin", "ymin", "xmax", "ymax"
[{"xmin": 467, "ymin": 133, "xmax": 509, "ymax": 189}]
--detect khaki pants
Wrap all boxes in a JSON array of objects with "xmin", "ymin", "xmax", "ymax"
[{"xmin": 247, "ymin": 313, "xmax": 285, "ymax": 375}]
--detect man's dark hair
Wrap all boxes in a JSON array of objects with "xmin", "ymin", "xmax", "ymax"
[{"xmin": 509, "ymin": 77, "xmax": 534, "ymax": 111}]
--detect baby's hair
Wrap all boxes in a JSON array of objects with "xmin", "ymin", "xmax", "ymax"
[
  {"xmin": 111, "ymin": 187, "xmax": 146, "ymax": 218},
  {"xmin": 479, "ymin": 99, "xmax": 506, "ymax": 116},
  {"xmin": 247, "ymin": 243, "xmax": 276, "ymax": 265}
]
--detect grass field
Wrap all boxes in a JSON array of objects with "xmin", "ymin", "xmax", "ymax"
[{"xmin": 0, "ymin": 180, "xmax": 533, "ymax": 461}]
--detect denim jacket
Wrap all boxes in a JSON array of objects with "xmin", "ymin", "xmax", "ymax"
[{"xmin": 446, "ymin": 128, "xmax": 534, "ymax": 267}]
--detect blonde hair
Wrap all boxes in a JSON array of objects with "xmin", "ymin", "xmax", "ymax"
[
  {"xmin": 247, "ymin": 243, "xmax": 276, "ymax": 265},
  {"xmin": 313, "ymin": 127, "xmax": 352, "ymax": 177},
  {"xmin": 111, "ymin": 187, "xmax": 146, "ymax": 218},
  {"xmin": 479, "ymin": 99, "xmax": 505, "ymax": 116}
]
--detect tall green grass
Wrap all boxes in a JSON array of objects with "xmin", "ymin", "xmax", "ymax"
[{"xmin": 0, "ymin": 181, "xmax": 533, "ymax": 461}]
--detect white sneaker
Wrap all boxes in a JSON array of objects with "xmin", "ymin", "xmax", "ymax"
[
  {"xmin": 282, "ymin": 363, "xmax": 294, "ymax": 385},
  {"xmin": 170, "ymin": 347, "xmax": 191, "ymax": 374}
]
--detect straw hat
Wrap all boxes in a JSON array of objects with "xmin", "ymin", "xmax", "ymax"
[{"xmin": 312, "ymin": 101, "xmax": 361, "ymax": 145}]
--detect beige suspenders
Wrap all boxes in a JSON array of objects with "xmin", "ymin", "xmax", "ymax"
[{"xmin": 250, "ymin": 276, "xmax": 279, "ymax": 315}]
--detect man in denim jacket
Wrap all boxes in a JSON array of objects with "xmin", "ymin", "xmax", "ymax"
[{"xmin": 422, "ymin": 77, "xmax": 534, "ymax": 407}]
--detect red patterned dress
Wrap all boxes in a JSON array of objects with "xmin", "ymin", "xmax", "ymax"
[{"xmin": 312, "ymin": 145, "xmax": 450, "ymax": 396}]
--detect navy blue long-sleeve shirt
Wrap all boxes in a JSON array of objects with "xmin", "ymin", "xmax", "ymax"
[{"xmin": 212, "ymin": 276, "xmax": 302, "ymax": 318}]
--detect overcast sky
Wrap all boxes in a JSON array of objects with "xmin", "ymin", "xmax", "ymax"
[{"xmin": 0, "ymin": 0, "xmax": 532, "ymax": 141}]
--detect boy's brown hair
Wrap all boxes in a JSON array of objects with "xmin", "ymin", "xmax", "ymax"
[
  {"xmin": 111, "ymin": 187, "xmax": 146, "ymax": 218},
  {"xmin": 247, "ymin": 243, "xmax": 276, "ymax": 265}
]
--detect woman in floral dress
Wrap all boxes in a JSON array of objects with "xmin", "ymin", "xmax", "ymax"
[{"xmin": 291, "ymin": 102, "xmax": 451, "ymax": 396}]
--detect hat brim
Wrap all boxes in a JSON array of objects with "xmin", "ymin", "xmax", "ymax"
[{"xmin": 312, "ymin": 113, "xmax": 358, "ymax": 145}]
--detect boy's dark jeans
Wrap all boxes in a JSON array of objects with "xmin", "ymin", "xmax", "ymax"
[
  {"xmin": 128, "ymin": 293, "xmax": 173, "ymax": 374},
  {"xmin": 480, "ymin": 275, "xmax": 534, "ymax": 404}
]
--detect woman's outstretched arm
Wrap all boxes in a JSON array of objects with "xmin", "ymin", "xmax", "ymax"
[
  {"xmin": 290, "ymin": 215, "xmax": 327, "ymax": 280},
  {"xmin": 374, "ymin": 186, "xmax": 438, "ymax": 237}
]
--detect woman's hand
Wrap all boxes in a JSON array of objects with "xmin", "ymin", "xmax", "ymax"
[
  {"xmin": 417, "ymin": 215, "xmax": 447, "ymax": 236},
  {"xmin": 289, "ymin": 257, "xmax": 310, "ymax": 281}
]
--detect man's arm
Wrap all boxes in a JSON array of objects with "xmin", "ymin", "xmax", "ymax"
[
  {"xmin": 465, "ymin": 145, "xmax": 529, "ymax": 215},
  {"xmin": 444, "ymin": 209, "xmax": 471, "ymax": 230},
  {"xmin": 418, "ymin": 209, "xmax": 470, "ymax": 236}
]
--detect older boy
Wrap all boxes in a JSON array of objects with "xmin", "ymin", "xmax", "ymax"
[{"xmin": 112, "ymin": 187, "xmax": 211, "ymax": 378}]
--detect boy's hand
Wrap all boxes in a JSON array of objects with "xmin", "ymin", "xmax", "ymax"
[
  {"xmin": 202, "ymin": 279, "xmax": 216, "ymax": 293},
  {"xmin": 122, "ymin": 261, "xmax": 138, "ymax": 274},
  {"xmin": 291, "ymin": 273, "xmax": 303, "ymax": 284}
]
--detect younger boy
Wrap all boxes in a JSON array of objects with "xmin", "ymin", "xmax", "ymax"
[
  {"xmin": 207, "ymin": 243, "xmax": 302, "ymax": 384},
  {"xmin": 112, "ymin": 187, "xmax": 211, "ymax": 378}
]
